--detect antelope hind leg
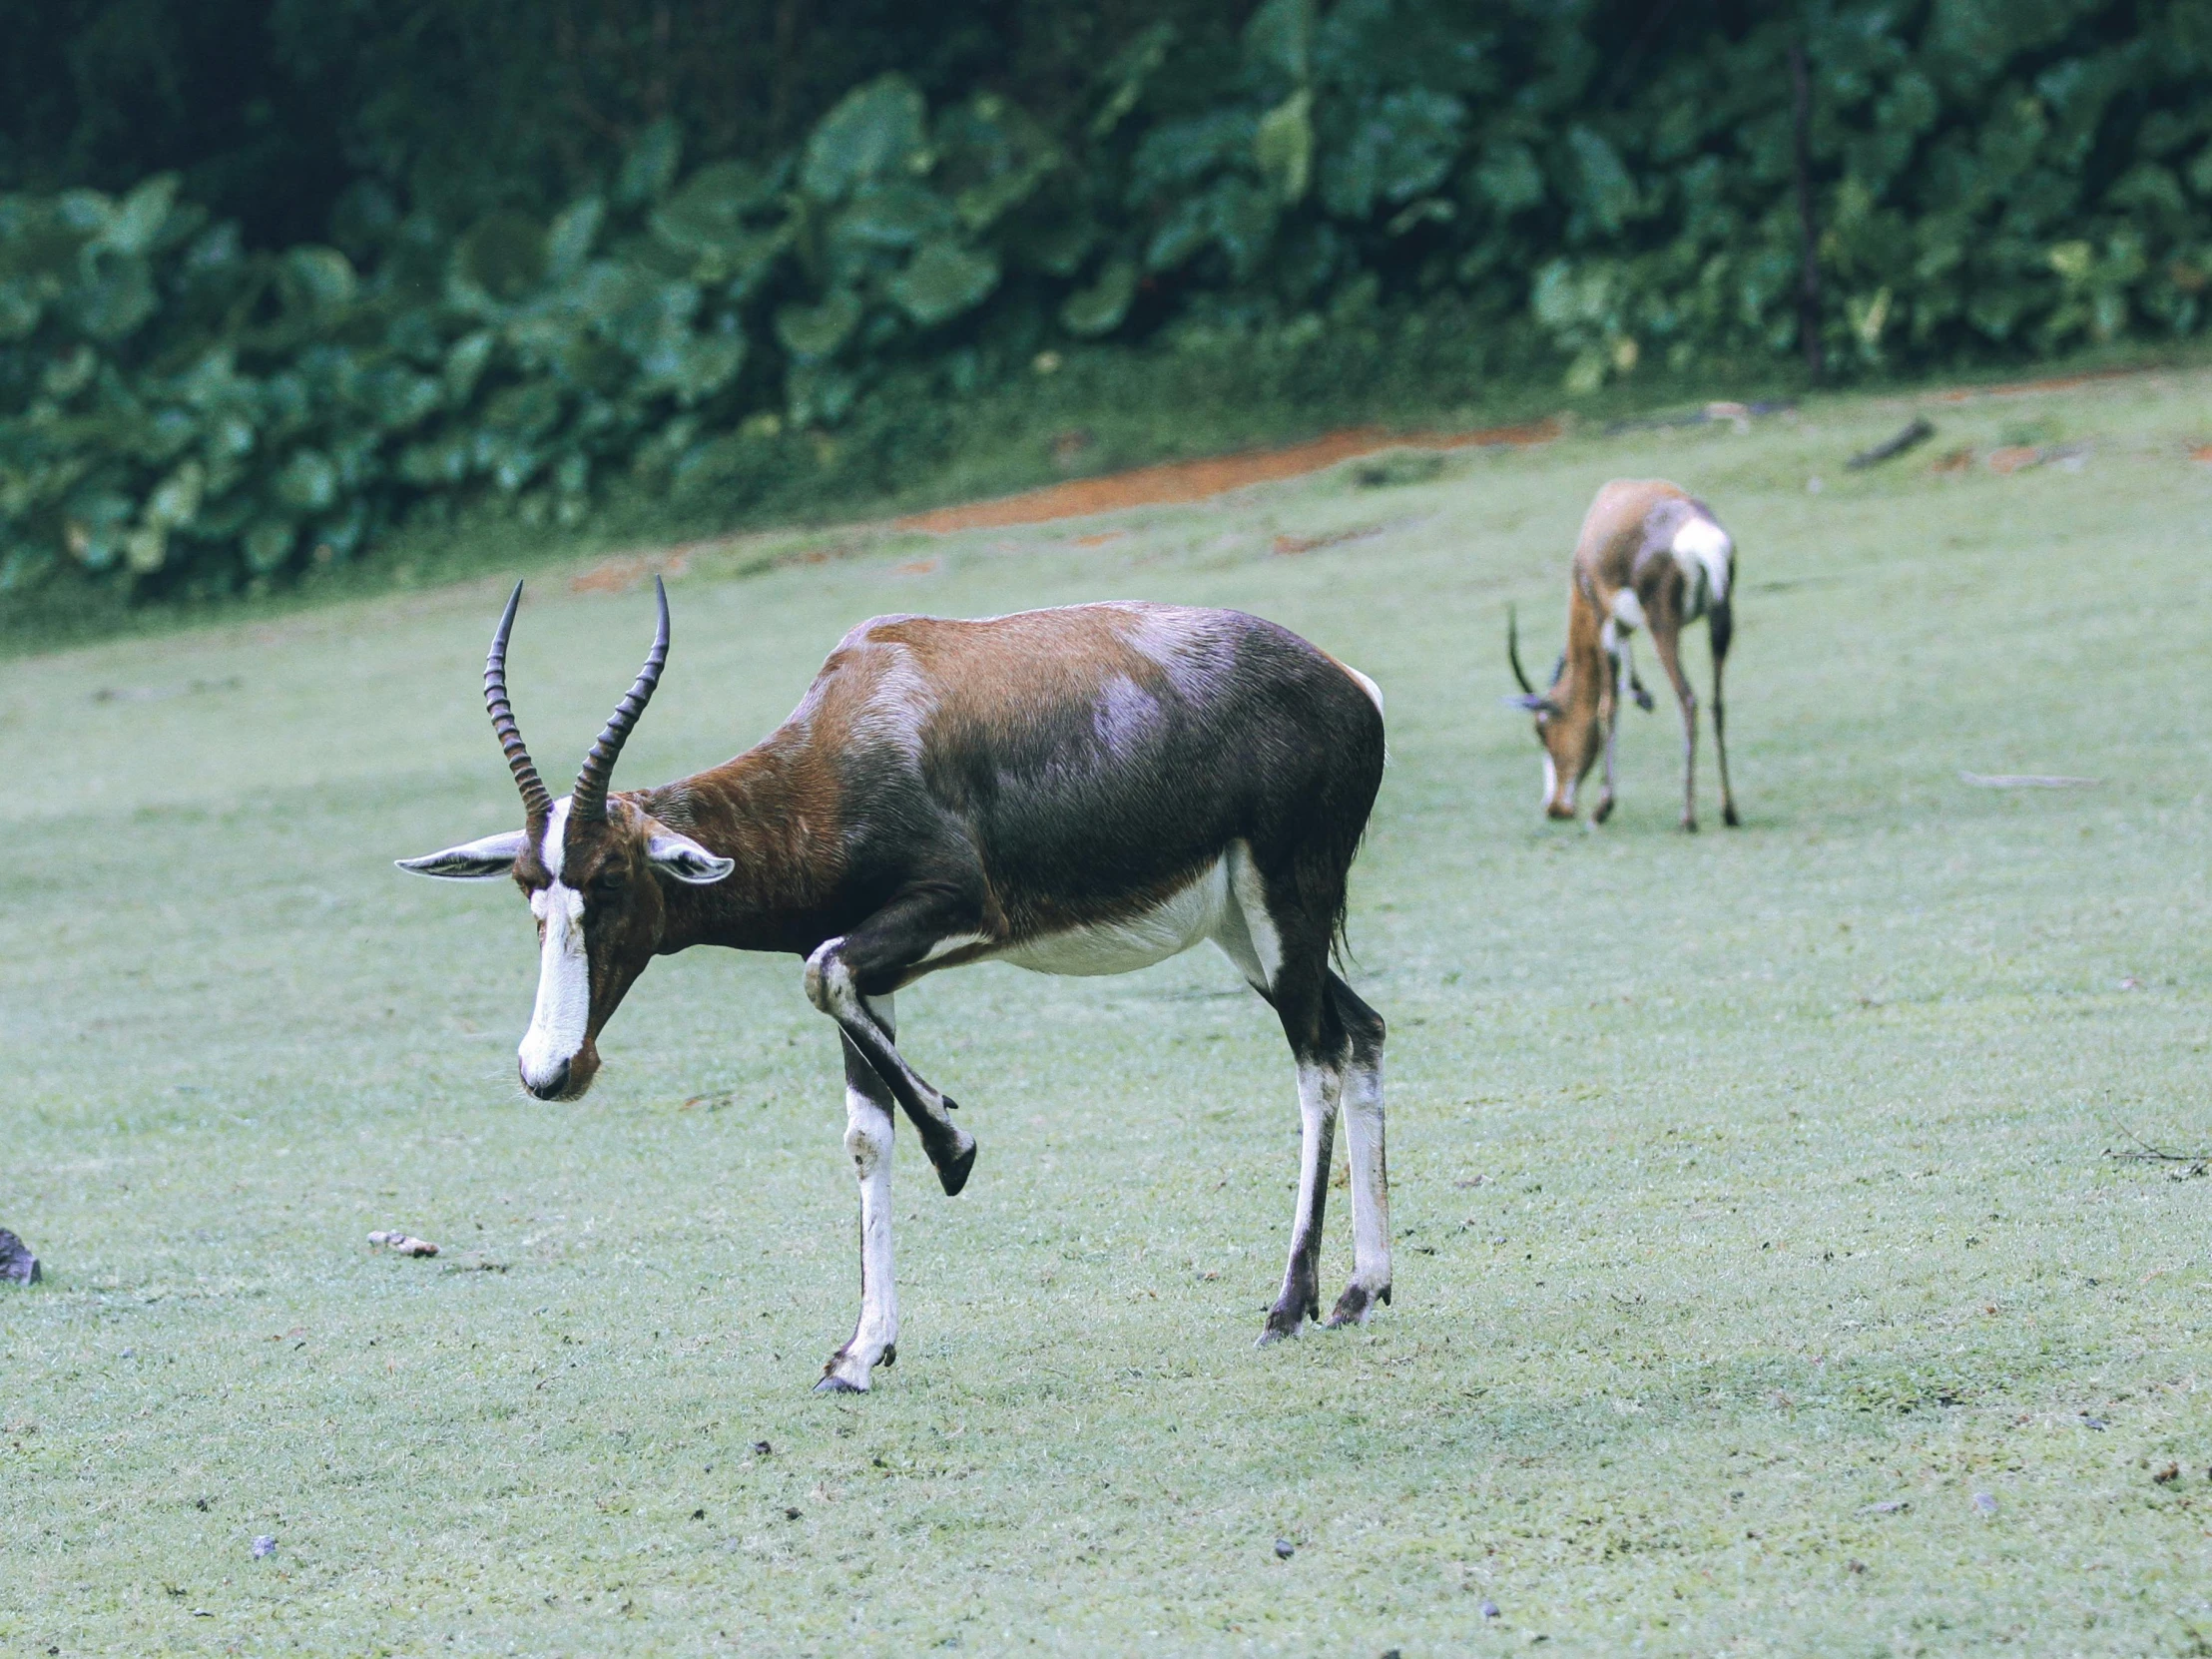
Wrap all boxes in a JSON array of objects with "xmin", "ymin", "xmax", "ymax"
[{"xmin": 1323, "ymin": 975, "xmax": 1391, "ymax": 1328}]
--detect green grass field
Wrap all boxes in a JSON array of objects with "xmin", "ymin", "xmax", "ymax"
[{"xmin": 6, "ymin": 369, "xmax": 2211, "ymax": 1656}]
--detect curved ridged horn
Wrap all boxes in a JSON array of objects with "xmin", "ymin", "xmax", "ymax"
[
  {"xmin": 570, "ymin": 576, "xmax": 670, "ymax": 822},
  {"xmin": 1506, "ymin": 604, "xmax": 1536, "ymax": 696},
  {"xmin": 486, "ymin": 580, "xmax": 554, "ymax": 829}
]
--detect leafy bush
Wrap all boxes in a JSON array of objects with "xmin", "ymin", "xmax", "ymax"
[{"xmin": 4, "ymin": 0, "xmax": 2208, "ymax": 601}]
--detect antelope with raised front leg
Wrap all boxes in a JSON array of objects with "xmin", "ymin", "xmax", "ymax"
[
  {"xmin": 399, "ymin": 581, "xmax": 1390, "ymax": 1390},
  {"xmin": 1505, "ymin": 478, "xmax": 1740, "ymax": 830}
]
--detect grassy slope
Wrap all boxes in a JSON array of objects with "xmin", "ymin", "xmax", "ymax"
[{"xmin": 3, "ymin": 370, "xmax": 2210, "ymax": 1656}]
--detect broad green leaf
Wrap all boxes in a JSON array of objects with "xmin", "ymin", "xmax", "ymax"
[
  {"xmin": 785, "ymin": 361, "xmax": 856, "ymax": 426},
  {"xmin": 244, "ymin": 516, "xmax": 298, "ymax": 573},
  {"xmin": 105, "ymin": 174, "xmax": 180, "ymax": 256},
  {"xmin": 124, "ymin": 524, "xmax": 168, "ymax": 574},
  {"xmin": 282, "ymin": 246, "xmax": 357, "ymax": 311},
  {"xmin": 1566, "ymin": 127, "xmax": 1637, "ymax": 235},
  {"xmin": 274, "ymin": 449, "xmax": 338, "ymax": 513},
  {"xmin": 71, "ymin": 247, "xmax": 158, "ymax": 339},
  {"xmin": 1244, "ymin": 0, "xmax": 1313, "ymax": 85},
  {"xmin": 445, "ymin": 330, "xmax": 497, "ymax": 403},
  {"xmin": 546, "ymin": 199, "xmax": 605, "ymax": 281},
  {"xmin": 832, "ymin": 183, "xmax": 954, "ymax": 250},
  {"xmin": 0, "ymin": 276, "xmax": 43, "ymax": 339},
  {"xmin": 1012, "ymin": 217, "xmax": 1096, "ymax": 278},
  {"xmin": 889, "ymin": 241, "xmax": 999, "ymax": 326},
  {"xmin": 651, "ymin": 162, "xmax": 780, "ymax": 257},
  {"xmin": 616, "ymin": 118, "xmax": 684, "ymax": 209},
  {"xmin": 457, "ymin": 213, "xmax": 547, "ymax": 301},
  {"xmin": 1060, "ymin": 260, "xmax": 1137, "ymax": 335},
  {"xmin": 144, "ymin": 461, "xmax": 205, "ymax": 530},
  {"xmin": 481, "ymin": 380, "xmax": 566, "ymax": 438},
  {"xmin": 1255, "ymin": 91, "xmax": 1314, "ymax": 205},
  {"xmin": 637, "ymin": 330, "xmax": 747, "ymax": 403},
  {"xmin": 775, "ymin": 288, "xmax": 863, "ymax": 359},
  {"xmin": 933, "ymin": 94, "xmax": 1060, "ymax": 232},
  {"xmin": 802, "ymin": 76, "xmax": 927, "ymax": 204},
  {"xmin": 1146, "ymin": 177, "xmax": 1276, "ymax": 278},
  {"xmin": 1320, "ymin": 90, "xmax": 1464, "ymax": 219},
  {"xmin": 1474, "ymin": 142, "xmax": 1545, "ymax": 214},
  {"xmin": 1089, "ymin": 23, "xmax": 1175, "ymax": 141}
]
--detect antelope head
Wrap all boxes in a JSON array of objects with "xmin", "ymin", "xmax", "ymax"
[
  {"xmin": 398, "ymin": 579, "xmax": 733, "ymax": 1100},
  {"xmin": 1502, "ymin": 604, "xmax": 1594, "ymax": 820}
]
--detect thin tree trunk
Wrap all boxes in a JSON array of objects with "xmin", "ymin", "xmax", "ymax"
[{"xmin": 1790, "ymin": 41, "xmax": 1824, "ymax": 381}]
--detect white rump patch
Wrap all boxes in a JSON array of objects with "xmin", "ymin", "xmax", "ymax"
[
  {"xmin": 1340, "ymin": 662, "xmax": 1384, "ymax": 716},
  {"xmin": 1671, "ymin": 516, "xmax": 1732, "ymax": 617}
]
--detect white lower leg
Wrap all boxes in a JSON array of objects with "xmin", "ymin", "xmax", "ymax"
[
  {"xmin": 822, "ymin": 1089, "xmax": 897, "ymax": 1389},
  {"xmin": 1262, "ymin": 1062, "xmax": 1338, "ymax": 1342},
  {"xmin": 1335, "ymin": 1057, "xmax": 1391, "ymax": 1317},
  {"xmin": 821, "ymin": 994, "xmax": 899, "ymax": 1392}
]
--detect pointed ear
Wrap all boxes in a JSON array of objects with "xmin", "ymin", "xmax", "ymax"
[
  {"xmin": 646, "ymin": 830, "xmax": 736, "ymax": 885},
  {"xmin": 396, "ymin": 830, "xmax": 529, "ymax": 879}
]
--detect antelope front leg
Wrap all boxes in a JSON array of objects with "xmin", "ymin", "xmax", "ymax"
[
  {"xmin": 1595, "ymin": 627, "xmax": 1624, "ymax": 825},
  {"xmin": 819, "ymin": 1008, "xmax": 900, "ymax": 1393},
  {"xmin": 1260, "ymin": 1060, "xmax": 1339, "ymax": 1345},
  {"xmin": 1650, "ymin": 625, "xmax": 1700, "ymax": 832},
  {"xmin": 1325, "ymin": 975, "xmax": 1391, "ymax": 1328},
  {"xmin": 805, "ymin": 931, "xmax": 977, "ymax": 1195}
]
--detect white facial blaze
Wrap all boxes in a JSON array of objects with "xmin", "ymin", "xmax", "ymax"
[{"xmin": 518, "ymin": 798, "xmax": 589, "ymax": 1089}]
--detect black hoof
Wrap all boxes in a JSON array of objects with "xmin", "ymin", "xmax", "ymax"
[
  {"xmin": 1326, "ymin": 1282, "xmax": 1390, "ymax": 1328},
  {"xmin": 1681, "ymin": 819, "xmax": 1699, "ymax": 834},
  {"xmin": 1592, "ymin": 797, "xmax": 1615, "ymax": 825},
  {"xmin": 813, "ymin": 1373, "xmax": 863, "ymax": 1394},
  {"xmin": 936, "ymin": 1133, "xmax": 977, "ymax": 1197},
  {"xmin": 1723, "ymin": 805, "xmax": 1742, "ymax": 828}
]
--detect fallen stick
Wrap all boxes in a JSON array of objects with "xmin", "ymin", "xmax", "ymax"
[
  {"xmin": 1847, "ymin": 416, "xmax": 1935, "ymax": 470},
  {"xmin": 2103, "ymin": 1124, "xmax": 2212, "ymax": 1165}
]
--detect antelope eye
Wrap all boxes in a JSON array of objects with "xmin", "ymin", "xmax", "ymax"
[{"xmin": 591, "ymin": 870, "xmax": 626, "ymax": 895}]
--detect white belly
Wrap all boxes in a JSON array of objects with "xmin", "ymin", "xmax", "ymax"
[{"xmin": 998, "ymin": 857, "xmax": 1231, "ymax": 977}]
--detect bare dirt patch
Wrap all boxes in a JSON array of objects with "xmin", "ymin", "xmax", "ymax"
[{"xmin": 893, "ymin": 417, "xmax": 1563, "ymax": 535}]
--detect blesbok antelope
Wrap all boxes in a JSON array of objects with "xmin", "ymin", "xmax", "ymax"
[
  {"xmin": 1506, "ymin": 478, "xmax": 1739, "ymax": 830},
  {"xmin": 400, "ymin": 580, "xmax": 1390, "ymax": 1390}
]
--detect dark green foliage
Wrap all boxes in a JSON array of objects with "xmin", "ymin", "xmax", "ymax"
[{"xmin": 3, "ymin": 1, "xmax": 2209, "ymax": 602}]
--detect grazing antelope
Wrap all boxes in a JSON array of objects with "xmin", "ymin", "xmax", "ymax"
[
  {"xmin": 1506, "ymin": 479, "xmax": 1739, "ymax": 830},
  {"xmin": 400, "ymin": 581, "xmax": 1390, "ymax": 1390}
]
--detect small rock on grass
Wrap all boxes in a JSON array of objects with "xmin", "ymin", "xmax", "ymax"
[
  {"xmin": 252, "ymin": 1535, "xmax": 276, "ymax": 1558},
  {"xmin": 1972, "ymin": 1492, "xmax": 1997, "ymax": 1515},
  {"xmin": 1480, "ymin": 1599, "xmax": 1501, "ymax": 1618},
  {"xmin": 0, "ymin": 1228, "xmax": 41, "ymax": 1284},
  {"xmin": 1273, "ymin": 1537, "xmax": 1295, "ymax": 1560},
  {"xmin": 366, "ymin": 1231, "xmax": 438, "ymax": 1257}
]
